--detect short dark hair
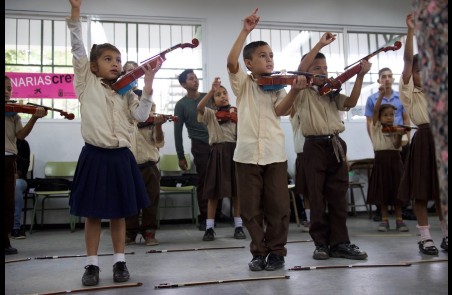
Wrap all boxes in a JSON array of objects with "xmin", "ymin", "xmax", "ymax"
[
  {"xmin": 301, "ymin": 52, "xmax": 326, "ymax": 61},
  {"xmin": 5, "ymin": 75, "xmax": 11, "ymax": 81},
  {"xmin": 378, "ymin": 67, "xmax": 392, "ymax": 77},
  {"xmin": 89, "ymin": 43, "xmax": 121, "ymax": 63},
  {"xmin": 379, "ymin": 103, "xmax": 396, "ymax": 119},
  {"xmin": 178, "ymin": 69, "xmax": 195, "ymax": 85},
  {"xmin": 243, "ymin": 41, "xmax": 269, "ymax": 60}
]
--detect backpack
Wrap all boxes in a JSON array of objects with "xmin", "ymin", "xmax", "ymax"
[{"xmin": 30, "ymin": 178, "xmax": 72, "ymax": 192}]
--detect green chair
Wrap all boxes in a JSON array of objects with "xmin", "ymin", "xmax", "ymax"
[
  {"xmin": 158, "ymin": 154, "xmax": 198, "ymax": 228},
  {"xmin": 29, "ymin": 161, "xmax": 79, "ymax": 234}
]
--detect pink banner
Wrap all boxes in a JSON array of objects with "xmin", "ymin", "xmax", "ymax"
[{"xmin": 5, "ymin": 72, "xmax": 77, "ymax": 99}]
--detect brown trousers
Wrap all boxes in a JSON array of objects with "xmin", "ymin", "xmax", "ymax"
[
  {"xmin": 303, "ymin": 137, "xmax": 350, "ymax": 247},
  {"xmin": 191, "ymin": 138, "xmax": 210, "ymax": 220},
  {"xmin": 5, "ymin": 155, "xmax": 17, "ymax": 248},
  {"xmin": 126, "ymin": 162, "xmax": 161, "ymax": 232},
  {"xmin": 235, "ymin": 161, "xmax": 290, "ymax": 257}
]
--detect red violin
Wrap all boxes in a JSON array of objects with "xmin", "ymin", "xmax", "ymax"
[
  {"xmin": 382, "ymin": 124, "xmax": 417, "ymax": 133},
  {"xmin": 215, "ymin": 107, "xmax": 238, "ymax": 124},
  {"xmin": 137, "ymin": 114, "xmax": 178, "ymax": 129},
  {"xmin": 112, "ymin": 39, "xmax": 200, "ymax": 95},
  {"xmin": 5, "ymin": 102, "xmax": 75, "ymax": 120},
  {"xmin": 257, "ymin": 71, "xmax": 326, "ymax": 91},
  {"xmin": 319, "ymin": 41, "xmax": 402, "ymax": 95}
]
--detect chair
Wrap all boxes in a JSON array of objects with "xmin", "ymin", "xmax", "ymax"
[
  {"xmin": 347, "ymin": 159, "xmax": 374, "ymax": 219},
  {"xmin": 29, "ymin": 161, "xmax": 79, "ymax": 234},
  {"xmin": 22, "ymin": 153, "xmax": 36, "ymax": 227},
  {"xmin": 158, "ymin": 154, "xmax": 198, "ymax": 228}
]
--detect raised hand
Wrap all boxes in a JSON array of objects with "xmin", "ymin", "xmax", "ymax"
[
  {"xmin": 319, "ymin": 32, "xmax": 336, "ymax": 47},
  {"xmin": 243, "ymin": 8, "xmax": 260, "ymax": 32}
]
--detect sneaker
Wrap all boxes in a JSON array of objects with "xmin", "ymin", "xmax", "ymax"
[
  {"xmin": 377, "ymin": 221, "xmax": 389, "ymax": 232},
  {"xmin": 142, "ymin": 230, "xmax": 159, "ymax": 246},
  {"xmin": 418, "ymin": 239, "xmax": 439, "ymax": 255},
  {"xmin": 313, "ymin": 245, "xmax": 330, "ymax": 260},
  {"xmin": 396, "ymin": 221, "xmax": 409, "ymax": 232},
  {"xmin": 198, "ymin": 219, "xmax": 207, "ymax": 231},
  {"xmin": 265, "ymin": 253, "xmax": 285, "ymax": 271},
  {"xmin": 11, "ymin": 228, "xmax": 26, "ymax": 239},
  {"xmin": 330, "ymin": 243, "xmax": 368, "ymax": 260},
  {"xmin": 233, "ymin": 227, "xmax": 247, "ymax": 239},
  {"xmin": 113, "ymin": 261, "xmax": 130, "ymax": 282},
  {"xmin": 5, "ymin": 246, "xmax": 18, "ymax": 255},
  {"xmin": 440, "ymin": 237, "xmax": 448, "ymax": 252},
  {"xmin": 248, "ymin": 255, "xmax": 267, "ymax": 271},
  {"xmin": 202, "ymin": 228, "xmax": 216, "ymax": 241},
  {"xmin": 82, "ymin": 265, "xmax": 100, "ymax": 286},
  {"xmin": 125, "ymin": 234, "xmax": 136, "ymax": 245},
  {"xmin": 301, "ymin": 221, "xmax": 311, "ymax": 233}
]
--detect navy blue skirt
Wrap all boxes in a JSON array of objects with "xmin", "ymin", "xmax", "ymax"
[{"xmin": 69, "ymin": 144, "xmax": 150, "ymax": 219}]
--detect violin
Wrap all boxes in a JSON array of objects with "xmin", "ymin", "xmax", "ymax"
[
  {"xmin": 112, "ymin": 39, "xmax": 200, "ymax": 95},
  {"xmin": 215, "ymin": 107, "xmax": 238, "ymax": 124},
  {"xmin": 257, "ymin": 71, "xmax": 327, "ymax": 91},
  {"xmin": 27, "ymin": 102, "xmax": 75, "ymax": 120},
  {"xmin": 382, "ymin": 124, "xmax": 417, "ymax": 133},
  {"xmin": 137, "ymin": 114, "xmax": 179, "ymax": 129},
  {"xmin": 319, "ymin": 41, "xmax": 402, "ymax": 95}
]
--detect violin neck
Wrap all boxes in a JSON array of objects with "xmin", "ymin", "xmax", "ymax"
[{"xmin": 335, "ymin": 63, "xmax": 362, "ymax": 84}]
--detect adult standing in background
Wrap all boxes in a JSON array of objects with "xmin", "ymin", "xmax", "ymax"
[
  {"xmin": 412, "ymin": 0, "xmax": 448, "ymax": 226},
  {"xmin": 174, "ymin": 69, "xmax": 211, "ymax": 231}
]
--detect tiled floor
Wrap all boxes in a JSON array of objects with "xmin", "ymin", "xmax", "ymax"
[{"xmin": 5, "ymin": 215, "xmax": 448, "ymax": 295}]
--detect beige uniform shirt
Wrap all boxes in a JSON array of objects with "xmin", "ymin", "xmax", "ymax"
[
  {"xmin": 370, "ymin": 121, "xmax": 402, "ymax": 151},
  {"xmin": 198, "ymin": 107, "xmax": 236, "ymax": 145},
  {"xmin": 290, "ymin": 113, "xmax": 305, "ymax": 154},
  {"xmin": 399, "ymin": 76, "xmax": 430, "ymax": 125},
  {"xmin": 228, "ymin": 66, "xmax": 288, "ymax": 165},
  {"xmin": 67, "ymin": 18, "xmax": 153, "ymax": 149},
  {"xmin": 132, "ymin": 124, "xmax": 164, "ymax": 164},
  {"xmin": 293, "ymin": 87, "xmax": 348, "ymax": 136},
  {"xmin": 5, "ymin": 115, "xmax": 23, "ymax": 154}
]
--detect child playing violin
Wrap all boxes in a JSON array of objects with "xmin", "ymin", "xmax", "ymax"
[
  {"xmin": 397, "ymin": 13, "xmax": 447, "ymax": 254},
  {"xmin": 367, "ymin": 84, "xmax": 409, "ymax": 233},
  {"xmin": 197, "ymin": 77, "xmax": 246, "ymax": 242},
  {"xmin": 227, "ymin": 8, "xmax": 308, "ymax": 271},
  {"xmin": 67, "ymin": 0, "xmax": 161, "ymax": 286},
  {"xmin": 293, "ymin": 31, "xmax": 371, "ymax": 261}
]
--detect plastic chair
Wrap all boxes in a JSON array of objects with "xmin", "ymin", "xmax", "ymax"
[
  {"xmin": 288, "ymin": 184, "xmax": 300, "ymax": 227},
  {"xmin": 347, "ymin": 159, "xmax": 374, "ymax": 218},
  {"xmin": 22, "ymin": 153, "xmax": 36, "ymax": 227},
  {"xmin": 29, "ymin": 161, "xmax": 79, "ymax": 234},
  {"xmin": 158, "ymin": 154, "xmax": 198, "ymax": 228}
]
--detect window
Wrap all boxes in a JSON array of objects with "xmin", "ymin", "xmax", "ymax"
[
  {"xmin": 5, "ymin": 15, "xmax": 203, "ymax": 118},
  {"xmin": 247, "ymin": 25, "xmax": 408, "ymax": 121}
]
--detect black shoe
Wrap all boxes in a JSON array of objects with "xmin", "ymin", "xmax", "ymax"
[
  {"xmin": 202, "ymin": 228, "xmax": 216, "ymax": 241},
  {"xmin": 11, "ymin": 228, "xmax": 26, "ymax": 239},
  {"xmin": 330, "ymin": 243, "xmax": 368, "ymax": 260},
  {"xmin": 5, "ymin": 246, "xmax": 18, "ymax": 255},
  {"xmin": 233, "ymin": 227, "xmax": 247, "ymax": 239},
  {"xmin": 418, "ymin": 239, "xmax": 439, "ymax": 255},
  {"xmin": 198, "ymin": 220, "xmax": 207, "ymax": 231},
  {"xmin": 113, "ymin": 261, "xmax": 130, "ymax": 282},
  {"xmin": 440, "ymin": 237, "xmax": 448, "ymax": 252},
  {"xmin": 313, "ymin": 245, "xmax": 330, "ymax": 260},
  {"xmin": 265, "ymin": 253, "xmax": 285, "ymax": 271},
  {"xmin": 248, "ymin": 255, "xmax": 267, "ymax": 271},
  {"xmin": 82, "ymin": 265, "xmax": 100, "ymax": 286}
]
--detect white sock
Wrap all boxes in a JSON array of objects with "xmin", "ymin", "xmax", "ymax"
[
  {"xmin": 417, "ymin": 224, "xmax": 434, "ymax": 246},
  {"xmin": 86, "ymin": 255, "xmax": 98, "ymax": 266},
  {"xmin": 206, "ymin": 219, "xmax": 215, "ymax": 230},
  {"xmin": 113, "ymin": 253, "xmax": 125, "ymax": 264},
  {"xmin": 305, "ymin": 209, "xmax": 311, "ymax": 222},
  {"xmin": 234, "ymin": 217, "xmax": 243, "ymax": 228},
  {"xmin": 440, "ymin": 220, "xmax": 448, "ymax": 238}
]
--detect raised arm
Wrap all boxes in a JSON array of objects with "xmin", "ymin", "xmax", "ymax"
[
  {"xmin": 298, "ymin": 32, "xmax": 336, "ymax": 72},
  {"xmin": 401, "ymin": 13, "xmax": 414, "ymax": 84},
  {"xmin": 198, "ymin": 77, "xmax": 220, "ymax": 114},
  {"xmin": 227, "ymin": 8, "xmax": 260, "ymax": 74},
  {"xmin": 343, "ymin": 59, "xmax": 372, "ymax": 108},
  {"xmin": 69, "ymin": 0, "xmax": 81, "ymax": 19},
  {"xmin": 372, "ymin": 85, "xmax": 385, "ymax": 125}
]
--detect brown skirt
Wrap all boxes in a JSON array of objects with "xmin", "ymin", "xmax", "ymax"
[
  {"xmin": 367, "ymin": 150, "xmax": 405, "ymax": 206},
  {"xmin": 202, "ymin": 142, "xmax": 237, "ymax": 200},
  {"xmin": 397, "ymin": 124, "xmax": 440, "ymax": 202}
]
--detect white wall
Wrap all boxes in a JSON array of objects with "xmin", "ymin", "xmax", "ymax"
[{"xmin": 8, "ymin": 0, "xmax": 409, "ymax": 223}]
